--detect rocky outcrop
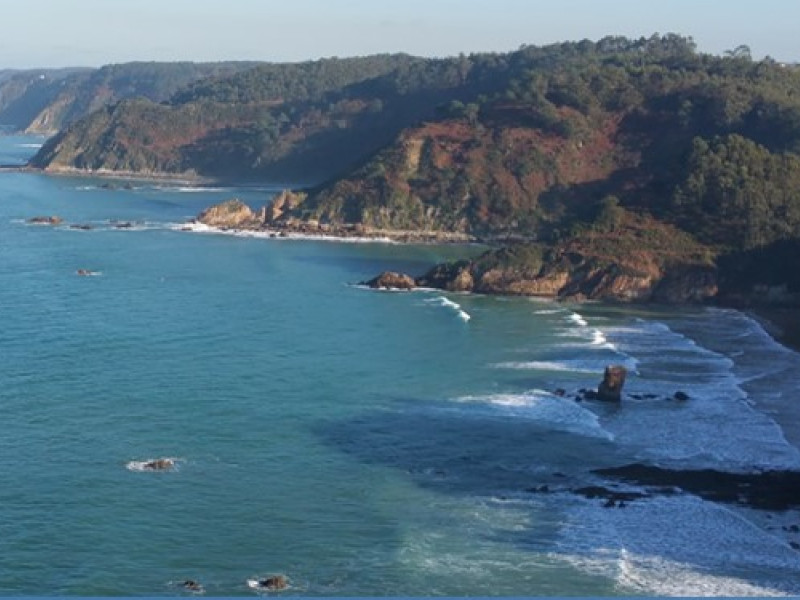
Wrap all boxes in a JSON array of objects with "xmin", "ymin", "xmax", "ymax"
[
  {"xmin": 196, "ymin": 199, "xmax": 258, "ymax": 228},
  {"xmin": 142, "ymin": 458, "xmax": 175, "ymax": 471},
  {"xmin": 363, "ymin": 271, "xmax": 417, "ymax": 290},
  {"xmin": 416, "ymin": 261, "xmax": 475, "ymax": 292},
  {"xmin": 249, "ymin": 575, "xmax": 288, "ymax": 591},
  {"xmin": 597, "ymin": 365, "xmax": 627, "ymax": 402},
  {"xmin": 412, "ymin": 235, "xmax": 719, "ymax": 304},
  {"xmin": 28, "ymin": 215, "xmax": 63, "ymax": 225},
  {"xmin": 263, "ymin": 190, "xmax": 307, "ymax": 223},
  {"xmin": 595, "ymin": 464, "xmax": 800, "ymax": 511},
  {"xmin": 415, "ymin": 255, "xmax": 716, "ymax": 303}
]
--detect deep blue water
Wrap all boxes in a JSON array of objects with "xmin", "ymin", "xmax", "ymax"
[{"xmin": 2, "ymin": 135, "xmax": 800, "ymax": 596}]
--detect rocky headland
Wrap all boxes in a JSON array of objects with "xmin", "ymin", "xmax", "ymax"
[
  {"xmin": 193, "ymin": 196, "xmax": 800, "ymax": 311},
  {"xmin": 360, "ymin": 215, "xmax": 721, "ymax": 304},
  {"xmin": 192, "ymin": 196, "xmax": 475, "ymax": 243}
]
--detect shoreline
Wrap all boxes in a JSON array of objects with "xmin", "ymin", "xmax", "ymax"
[
  {"xmin": 180, "ymin": 221, "xmax": 485, "ymax": 245},
  {"xmin": 746, "ymin": 307, "xmax": 800, "ymax": 353},
  {"xmin": 1, "ymin": 164, "xmax": 215, "ymax": 185},
  {"xmin": 0, "ymin": 164, "xmax": 314, "ymax": 190},
  {"xmin": 11, "ymin": 165, "xmax": 219, "ymax": 186}
]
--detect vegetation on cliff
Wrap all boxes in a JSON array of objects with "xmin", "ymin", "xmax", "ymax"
[
  {"xmin": 30, "ymin": 53, "xmax": 508, "ymax": 181},
  {"xmin": 25, "ymin": 35, "xmax": 800, "ymax": 303}
]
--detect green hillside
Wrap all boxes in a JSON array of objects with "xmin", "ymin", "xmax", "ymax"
[{"xmin": 29, "ymin": 36, "xmax": 800, "ymax": 304}]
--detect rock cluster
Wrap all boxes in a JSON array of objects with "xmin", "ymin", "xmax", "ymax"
[{"xmin": 363, "ymin": 271, "xmax": 417, "ymax": 290}]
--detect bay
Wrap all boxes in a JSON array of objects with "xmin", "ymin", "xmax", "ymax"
[{"xmin": 1, "ymin": 135, "xmax": 799, "ymax": 596}]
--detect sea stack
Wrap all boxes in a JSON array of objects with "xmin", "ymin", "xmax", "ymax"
[{"xmin": 597, "ymin": 365, "xmax": 627, "ymax": 402}]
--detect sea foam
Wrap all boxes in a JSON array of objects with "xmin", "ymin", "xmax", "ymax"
[
  {"xmin": 598, "ymin": 317, "xmax": 800, "ymax": 471},
  {"xmin": 454, "ymin": 391, "xmax": 613, "ymax": 440},
  {"xmin": 555, "ymin": 493, "xmax": 800, "ymax": 597}
]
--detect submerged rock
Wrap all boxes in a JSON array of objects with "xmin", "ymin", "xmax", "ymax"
[
  {"xmin": 595, "ymin": 463, "xmax": 800, "ymax": 511},
  {"xmin": 597, "ymin": 365, "xmax": 627, "ymax": 402},
  {"xmin": 182, "ymin": 580, "xmax": 203, "ymax": 593}
]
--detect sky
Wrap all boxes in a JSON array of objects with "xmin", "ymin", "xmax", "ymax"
[{"xmin": 0, "ymin": 0, "xmax": 797, "ymax": 69}]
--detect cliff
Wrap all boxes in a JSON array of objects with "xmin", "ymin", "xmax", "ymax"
[{"xmin": 408, "ymin": 213, "xmax": 719, "ymax": 303}]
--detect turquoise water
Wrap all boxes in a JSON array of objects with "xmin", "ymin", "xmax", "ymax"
[{"xmin": 2, "ymin": 136, "xmax": 800, "ymax": 596}]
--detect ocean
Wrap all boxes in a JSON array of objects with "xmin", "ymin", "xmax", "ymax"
[{"xmin": 1, "ymin": 135, "xmax": 799, "ymax": 596}]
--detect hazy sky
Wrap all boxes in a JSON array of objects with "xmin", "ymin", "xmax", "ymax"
[{"xmin": 0, "ymin": 0, "xmax": 797, "ymax": 68}]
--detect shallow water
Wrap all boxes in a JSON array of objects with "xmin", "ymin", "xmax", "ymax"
[{"xmin": 1, "ymin": 136, "xmax": 800, "ymax": 596}]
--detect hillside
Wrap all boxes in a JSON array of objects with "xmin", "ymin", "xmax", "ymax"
[
  {"xmin": 25, "ymin": 36, "xmax": 800, "ymax": 304},
  {"xmin": 0, "ymin": 68, "xmax": 90, "ymax": 132},
  {"xmin": 280, "ymin": 38, "xmax": 800, "ymax": 247},
  {"xmin": 29, "ymin": 53, "xmax": 520, "ymax": 182},
  {"xmin": 1, "ymin": 62, "xmax": 255, "ymax": 135}
]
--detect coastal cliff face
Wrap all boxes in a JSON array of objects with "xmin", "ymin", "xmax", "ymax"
[
  {"xmin": 367, "ymin": 244, "xmax": 718, "ymax": 304},
  {"xmin": 411, "ymin": 216, "xmax": 719, "ymax": 303},
  {"xmin": 291, "ymin": 111, "xmax": 631, "ymax": 236}
]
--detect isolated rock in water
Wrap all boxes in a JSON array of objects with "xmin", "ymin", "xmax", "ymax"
[
  {"xmin": 182, "ymin": 580, "xmax": 203, "ymax": 592},
  {"xmin": 143, "ymin": 458, "xmax": 174, "ymax": 471},
  {"xmin": 28, "ymin": 215, "xmax": 62, "ymax": 225},
  {"xmin": 363, "ymin": 271, "xmax": 416, "ymax": 290},
  {"xmin": 196, "ymin": 198, "xmax": 256, "ymax": 228},
  {"xmin": 249, "ymin": 575, "xmax": 289, "ymax": 591},
  {"xmin": 597, "ymin": 365, "xmax": 627, "ymax": 402}
]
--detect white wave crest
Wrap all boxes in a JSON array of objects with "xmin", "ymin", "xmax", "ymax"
[
  {"xmin": 555, "ymin": 494, "xmax": 800, "ymax": 597},
  {"xmin": 426, "ymin": 296, "xmax": 471, "ymax": 322},
  {"xmin": 173, "ymin": 222, "xmax": 398, "ymax": 244},
  {"xmin": 454, "ymin": 391, "xmax": 613, "ymax": 439},
  {"xmin": 492, "ymin": 360, "xmax": 603, "ymax": 374},
  {"xmin": 568, "ymin": 312, "xmax": 589, "ymax": 327}
]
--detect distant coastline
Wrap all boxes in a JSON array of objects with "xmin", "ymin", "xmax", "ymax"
[{"xmin": 1, "ymin": 164, "xmax": 218, "ymax": 186}]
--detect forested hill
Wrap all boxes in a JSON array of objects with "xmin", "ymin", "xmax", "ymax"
[
  {"xmin": 272, "ymin": 37, "xmax": 800, "ymax": 249},
  {"xmin": 0, "ymin": 62, "xmax": 257, "ymax": 134},
  {"xmin": 24, "ymin": 36, "xmax": 800, "ymax": 303},
  {"xmin": 29, "ymin": 51, "xmax": 517, "ymax": 182}
]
